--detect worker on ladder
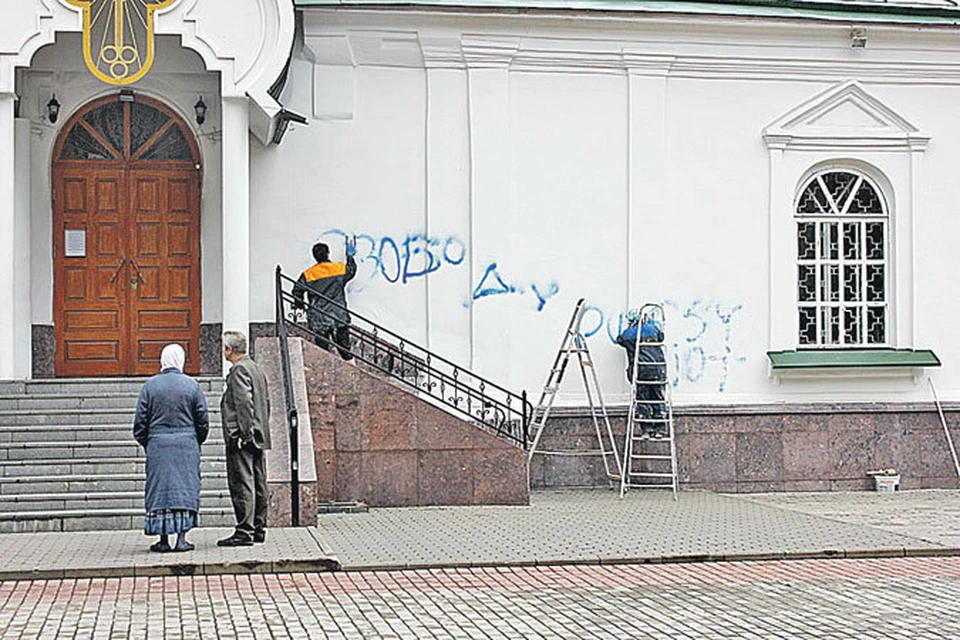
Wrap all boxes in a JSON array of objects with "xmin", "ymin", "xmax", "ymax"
[{"xmin": 616, "ymin": 310, "xmax": 667, "ymax": 438}]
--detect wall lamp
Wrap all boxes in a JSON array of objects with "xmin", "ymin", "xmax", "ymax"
[
  {"xmin": 118, "ymin": 89, "xmax": 135, "ymax": 103},
  {"xmin": 46, "ymin": 94, "xmax": 60, "ymax": 124},
  {"xmin": 851, "ymin": 28, "xmax": 867, "ymax": 49},
  {"xmin": 194, "ymin": 96, "xmax": 207, "ymax": 125}
]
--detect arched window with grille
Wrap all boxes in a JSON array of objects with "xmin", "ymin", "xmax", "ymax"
[{"xmin": 795, "ymin": 169, "xmax": 888, "ymax": 347}]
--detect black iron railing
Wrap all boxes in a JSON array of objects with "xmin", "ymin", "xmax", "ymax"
[
  {"xmin": 275, "ymin": 268, "xmax": 300, "ymax": 526},
  {"xmin": 274, "ymin": 266, "xmax": 530, "ymax": 452}
]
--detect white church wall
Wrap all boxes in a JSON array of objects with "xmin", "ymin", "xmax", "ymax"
[
  {"xmin": 250, "ymin": 64, "xmax": 429, "ymax": 337},
  {"xmin": 254, "ymin": 10, "xmax": 960, "ymax": 407}
]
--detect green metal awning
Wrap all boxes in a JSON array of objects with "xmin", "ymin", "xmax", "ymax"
[{"xmin": 767, "ymin": 349, "xmax": 941, "ymax": 370}]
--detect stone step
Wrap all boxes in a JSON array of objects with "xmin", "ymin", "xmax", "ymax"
[
  {"xmin": 0, "ymin": 423, "xmax": 225, "ymax": 443},
  {"xmin": 0, "ymin": 407, "xmax": 223, "ymax": 426},
  {"xmin": 0, "ymin": 457, "xmax": 227, "ymax": 477},
  {"xmin": 0, "ymin": 473, "xmax": 229, "ymax": 495},
  {"xmin": 0, "ymin": 440, "xmax": 226, "ymax": 460},
  {"xmin": 0, "ymin": 378, "xmax": 225, "ymax": 396},
  {"xmin": 0, "ymin": 508, "xmax": 235, "ymax": 533},
  {"xmin": 0, "ymin": 392, "xmax": 223, "ymax": 411},
  {"xmin": 0, "ymin": 490, "xmax": 232, "ymax": 513},
  {"xmin": 0, "ymin": 393, "xmax": 140, "ymax": 411},
  {"xmin": 0, "ymin": 377, "xmax": 233, "ymax": 532}
]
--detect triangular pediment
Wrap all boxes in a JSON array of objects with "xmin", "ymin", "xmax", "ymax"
[{"xmin": 763, "ymin": 80, "xmax": 929, "ymax": 150}]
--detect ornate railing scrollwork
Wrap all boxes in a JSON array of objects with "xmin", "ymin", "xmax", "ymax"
[{"xmin": 275, "ymin": 268, "xmax": 530, "ymax": 448}]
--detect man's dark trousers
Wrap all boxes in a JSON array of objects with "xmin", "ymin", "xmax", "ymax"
[{"xmin": 226, "ymin": 442, "xmax": 267, "ymax": 540}]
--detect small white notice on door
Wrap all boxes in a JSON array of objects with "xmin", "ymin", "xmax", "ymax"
[{"xmin": 64, "ymin": 229, "xmax": 86, "ymax": 258}]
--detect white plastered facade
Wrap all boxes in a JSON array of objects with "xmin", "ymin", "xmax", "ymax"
[
  {"xmin": 261, "ymin": 8, "xmax": 960, "ymax": 406},
  {"xmin": 4, "ymin": 1, "xmax": 960, "ymax": 410},
  {"xmin": 0, "ymin": 0, "xmax": 294, "ymax": 378}
]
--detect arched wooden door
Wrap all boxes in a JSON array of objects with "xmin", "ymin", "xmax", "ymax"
[{"xmin": 53, "ymin": 95, "xmax": 202, "ymax": 376}]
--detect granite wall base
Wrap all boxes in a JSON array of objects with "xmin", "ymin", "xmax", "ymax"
[
  {"xmin": 531, "ymin": 406, "xmax": 960, "ymax": 492},
  {"xmin": 300, "ymin": 339, "xmax": 529, "ymax": 507},
  {"xmin": 199, "ymin": 323, "xmax": 223, "ymax": 375},
  {"xmin": 31, "ymin": 325, "xmax": 55, "ymax": 378},
  {"xmin": 267, "ymin": 482, "xmax": 318, "ymax": 527}
]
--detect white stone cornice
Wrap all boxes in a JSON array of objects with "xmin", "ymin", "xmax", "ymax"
[
  {"xmin": 303, "ymin": 35, "xmax": 355, "ymax": 67},
  {"xmin": 510, "ymin": 44, "xmax": 623, "ymax": 74},
  {"xmin": 622, "ymin": 52, "xmax": 677, "ymax": 76},
  {"xmin": 462, "ymin": 36, "xmax": 520, "ymax": 69},
  {"xmin": 420, "ymin": 36, "xmax": 465, "ymax": 70}
]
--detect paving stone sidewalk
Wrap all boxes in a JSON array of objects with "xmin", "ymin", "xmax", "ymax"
[
  {"xmin": 1, "ymin": 488, "xmax": 957, "ymax": 579},
  {"xmin": 312, "ymin": 488, "xmax": 960, "ymax": 571},
  {"xmin": 0, "ymin": 527, "xmax": 339, "ymax": 581}
]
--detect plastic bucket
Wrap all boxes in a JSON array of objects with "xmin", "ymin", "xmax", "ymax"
[{"xmin": 874, "ymin": 474, "xmax": 900, "ymax": 492}]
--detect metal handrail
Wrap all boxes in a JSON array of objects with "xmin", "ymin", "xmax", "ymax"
[
  {"xmin": 275, "ymin": 266, "xmax": 300, "ymax": 526},
  {"xmin": 274, "ymin": 267, "xmax": 530, "ymax": 448}
]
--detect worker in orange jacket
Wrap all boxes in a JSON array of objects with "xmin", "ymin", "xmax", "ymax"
[{"xmin": 293, "ymin": 239, "xmax": 357, "ymax": 360}]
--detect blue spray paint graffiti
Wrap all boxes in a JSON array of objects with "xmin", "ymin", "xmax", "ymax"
[
  {"xmin": 472, "ymin": 263, "xmax": 560, "ymax": 312},
  {"xmin": 588, "ymin": 300, "xmax": 746, "ymax": 393},
  {"xmin": 311, "ymin": 230, "xmax": 741, "ymax": 390},
  {"xmin": 315, "ymin": 230, "xmax": 560, "ymax": 312},
  {"xmin": 317, "ymin": 229, "xmax": 466, "ymax": 292}
]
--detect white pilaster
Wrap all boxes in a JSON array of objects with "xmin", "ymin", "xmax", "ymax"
[
  {"xmin": 465, "ymin": 38, "xmax": 518, "ymax": 378},
  {"xmin": 13, "ymin": 117, "xmax": 31, "ymax": 378},
  {"xmin": 0, "ymin": 95, "xmax": 15, "ymax": 379},
  {"xmin": 423, "ymin": 38, "xmax": 470, "ymax": 365},
  {"xmin": 902, "ymin": 145, "xmax": 924, "ymax": 347},
  {"xmin": 625, "ymin": 55, "xmax": 673, "ymax": 307},
  {"xmin": 765, "ymin": 144, "xmax": 792, "ymax": 351},
  {"xmin": 221, "ymin": 96, "xmax": 250, "ymax": 370}
]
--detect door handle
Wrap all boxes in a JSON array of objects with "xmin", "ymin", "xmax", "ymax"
[
  {"xmin": 108, "ymin": 259, "xmax": 127, "ymax": 283},
  {"xmin": 129, "ymin": 259, "xmax": 146, "ymax": 285}
]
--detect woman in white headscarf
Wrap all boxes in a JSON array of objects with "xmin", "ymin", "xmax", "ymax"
[{"xmin": 133, "ymin": 344, "xmax": 209, "ymax": 552}]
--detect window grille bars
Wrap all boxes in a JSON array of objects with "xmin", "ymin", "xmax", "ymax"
[{"xmin": 796, "ymin": 170, "xmax": 887, "ymax": 347}]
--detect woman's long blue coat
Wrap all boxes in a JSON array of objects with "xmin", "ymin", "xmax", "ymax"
[{"xmin": 133, "ymin": 369, "xmax": 210, "ymax": 513}]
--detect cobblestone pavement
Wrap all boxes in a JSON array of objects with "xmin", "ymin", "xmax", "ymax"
[
  {"xmin": 0, "ymin": 527, "xmax": 338, "ymax": 580},
  {"xmin": 739, "ymin": 489, "xmax": 960, "ymax": 547},
  {"xmin": 2, "ymin": 557, "xmax": 960, "ymax": 639},
  {"xmin": 2, "ymin": 489, "xmax": 957, "ymax": 579},
  {"xmin": 313, "ymin": 489, "xmax": 953, "ymax": 570}
]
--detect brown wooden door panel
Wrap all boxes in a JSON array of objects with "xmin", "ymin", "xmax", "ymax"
[
  {"xmin": 54, "ymin": 167, "xmax": 129, "ymax": 377},
  {"xmin": 128, "ymin": 169, "xmax": 201, "ymax": 376},
  {"xmin": 53, "ymin": 96, "xmax": 202, "ymax": 378}
]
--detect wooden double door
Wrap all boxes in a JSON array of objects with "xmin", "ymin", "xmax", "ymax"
[{"xmin": 53, "ymin": 95, "xmax": 202, "ymax": 376}]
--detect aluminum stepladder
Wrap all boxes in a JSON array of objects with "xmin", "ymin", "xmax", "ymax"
[
  {"xmin": 620, "ymin": 303, "xmax": 678, "ymax": 499},
  {"xmin": 527, "ymin": 299, "xmax": 622, "ymax": 485}
]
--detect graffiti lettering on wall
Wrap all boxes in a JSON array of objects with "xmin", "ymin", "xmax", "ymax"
[
  {"xmin": 473, "ymin": 263, "xmax": 561, "ymax": 312},
  {"xmin": 317, "ymin": 229, "xmax": 561, "ymax": 312},
  {"xmin": 317, "ymin": 229, "xmax": 466, "ymax": 291},
  {"xmin": 578, "ymin": 299, "xmax": 746, "ymax": 393},
  {"xmin": 314, "ymin": 230, "xmax": 743, "ymax": 391}
]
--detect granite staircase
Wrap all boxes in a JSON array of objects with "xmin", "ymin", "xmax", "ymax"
[{"xmin": 0, "ymin": 378, "xmax": 233, "ymax": 533}]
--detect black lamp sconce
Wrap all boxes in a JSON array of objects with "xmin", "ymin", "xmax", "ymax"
[
  {"xmin": 46, "ymin": 94, "xmax": 60, "ymax": 124},
  {"xmin": 194, "ymin": 96, "xmax": 207, "ymax": 125}
]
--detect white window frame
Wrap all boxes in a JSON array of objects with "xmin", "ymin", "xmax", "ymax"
[
  {"xmin": 763, "ymin": 80, "xmax": 928, "ymax": 360},
  {"xmin": 794, "ymin": 167, "xmax": 890, "ymax": 349}
]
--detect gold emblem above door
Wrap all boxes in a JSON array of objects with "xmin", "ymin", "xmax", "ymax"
[{"xmin": 66, "ymin": 0, "xmax": 179, "ymax": 85}]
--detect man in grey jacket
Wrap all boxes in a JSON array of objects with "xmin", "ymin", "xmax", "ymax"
[{"xmin": 218, "ymin": 331, "xmax": 272, "ymax": 547}]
